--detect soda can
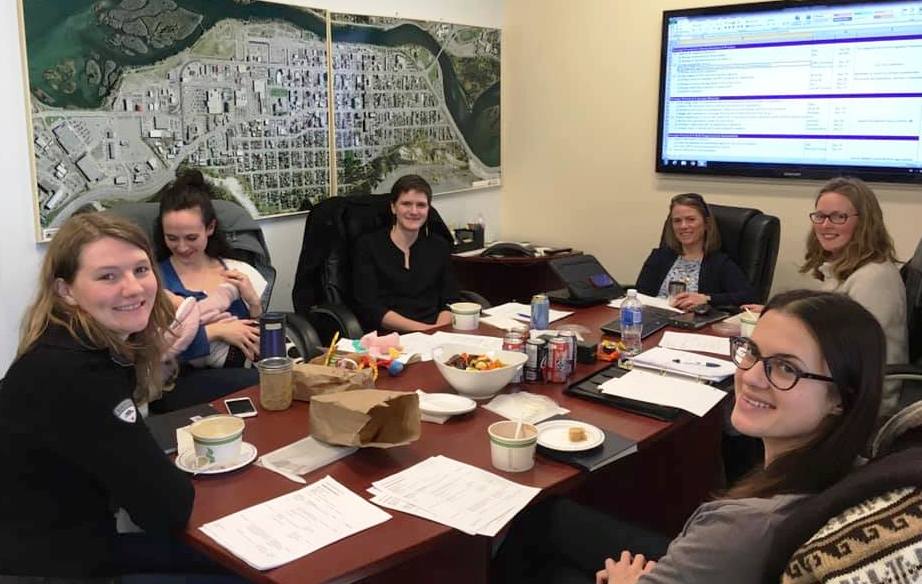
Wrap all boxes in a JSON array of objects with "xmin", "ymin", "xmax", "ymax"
[
  {"xmin": 530, "ymin": 294, "xmax": 550, "ymax": 330},
  {"xmin": 503, "ymin": 332, "xmax": 526, "ymax": 383},
  {"xmin": 524, "ymin": 338, "xmax": 546, "ymax": 383},
  {"xmin": 559, "ymin": 330, "xmax": 577, "ymax": 377},
  {"xmin": 259, "ymin": 312, "xmax": 287, "ymax": 359},
  {"xmin": 546, "ymin": 337, "xmax": 569, "ymax": 383}
]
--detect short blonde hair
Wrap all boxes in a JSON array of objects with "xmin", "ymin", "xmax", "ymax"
[
  {"xmin": 18, "ymin": 213, "xmax": 175, "ymax": 402},
  {"xmin": 800, "ymin": 177, "xmax": 897, "ymax": 282}
]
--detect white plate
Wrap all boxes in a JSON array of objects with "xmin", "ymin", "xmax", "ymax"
[
  {"xmin": 417, "ymin": 392, "xmax": 477, "ymax": 416},
  {"xmin": 536, "ymin": 421, "xmax": 605, "ymax": 452},
  {"xmin": 175, "ymin": 442, "xmax": 258, "ymax": 475}
]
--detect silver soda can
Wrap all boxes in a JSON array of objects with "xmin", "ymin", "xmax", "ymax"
[
  {"xmin": 503, "ymin": 332, "xmax": 526, "ymax": 384},
  {"xmin": 524, "ymin": 338, "xmax": 546, "ymax": 383},
  {"xmin": 559, "ymin": 330, "xmax": 577, "ymax": 377},
  {"xmin": 530, "ymin": 294, "xmax": 550, "ymax": 330},
  {"xmin": 547, "ymin": 337, "xmax": 569, "ymax": 383}
]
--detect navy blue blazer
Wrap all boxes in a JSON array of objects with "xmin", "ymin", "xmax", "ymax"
[{"xmin": 635, "ymin": 247, "xmax": 757, "ymax": 307}]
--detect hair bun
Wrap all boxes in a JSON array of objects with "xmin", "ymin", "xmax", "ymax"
[{"xmin": 175, "ymin": 169, "xmax": 205, "ymax": 188}]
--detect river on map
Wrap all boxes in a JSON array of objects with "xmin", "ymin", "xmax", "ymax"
[{"xmin": 24, "ymin": 0, "xmax": 499, "ymax": 167}]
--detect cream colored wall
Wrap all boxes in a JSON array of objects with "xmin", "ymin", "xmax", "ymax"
[{"xmin": 502, "ymin": 0, "xmax": 922, "ymax": 293}]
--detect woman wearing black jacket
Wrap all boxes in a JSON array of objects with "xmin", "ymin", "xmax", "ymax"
[
  {"xmin": 0, "ymin": 213, "xmax": 204, "ymax": 579},
  {"xmin": 636, "ymin": 193, "xmax": 756, "ymax": 309}
]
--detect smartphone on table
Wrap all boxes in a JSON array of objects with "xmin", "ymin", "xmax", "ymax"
[{"xmin": 224, "ymin": 397, "xmax": 258, "ymax": 418}]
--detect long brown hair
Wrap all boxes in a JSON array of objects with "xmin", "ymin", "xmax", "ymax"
[
  {"xmin": 662, "ymin": 193, "xmax": 721, "ymax": 255},
  {"xmin": 18, "ymin": 213, "xmax": 175, "ymax": 403},
  {"xmin": 724, "ymin": 290, "xmax": 883, "ymax": 499},
  {"xmin": 800, "ymin": 177, "xmax": 897, "ymax": 281}
]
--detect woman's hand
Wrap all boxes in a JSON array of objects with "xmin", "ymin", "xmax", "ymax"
[
  {"xmin": 435, "ymin": 310, "xmax": 452, "ymax": 327},
  {"xmin": 595, "ymin": 551, "xmax": 657, "ymax": 584},
  {"xmin": 740, "ymin": 303, "xmax": 764, "ymax": 314},
  {"xmin": 223, "ymin": 269, "xmax": 262, "ymax": 317},
  {"xmin": 207, "ymin": 319, "xmax": 260, "ymax": 361},
  {"xmin": 672, "ymin": 291, "xmax": 709, "ymax": 310}
]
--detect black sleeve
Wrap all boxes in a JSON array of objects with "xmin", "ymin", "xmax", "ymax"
[
  {"xmin": 43, "ymin": 370, "xmax": 194, "ymax": 533},
  {"xmin": 352, "ymin": 234, "xmax": 388, "ymax": 329},
  {"xmin": 636, "ymin": 249, "xmax": 667, "ymax": 296},
  {"xmin": 705, "ymin": 255, "xmax": 758, "ymax": 307}
]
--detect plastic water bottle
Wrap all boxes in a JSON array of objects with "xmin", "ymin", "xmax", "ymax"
[{"xmin": 620, "ymin": 289, "xmax": 643, "ymax": 357}]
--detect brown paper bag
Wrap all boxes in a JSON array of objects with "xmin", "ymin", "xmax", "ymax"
[
  {"xmin": 292, "ymin": 359, "xmax": 375, "ymax": 402},
  {"xmin": 309, "ymin": 389, "xmax": 420, "ymax": 448}
]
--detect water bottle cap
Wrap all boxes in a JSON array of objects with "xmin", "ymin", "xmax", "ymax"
[{"xmin": 626, "ymin": 289, "xmax": 637, "ymax": 297}]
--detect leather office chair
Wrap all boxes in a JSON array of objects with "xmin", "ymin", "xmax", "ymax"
[
  {"xmin": 292, "ymin": 193, "xmax": 489, "ymax": 343},
  {"xmin": 656, "ymin": 204, "xmax": 780, "ymax": 304},
  {"xmin": 885, "ymin": 238, "xmax": 922, "ymax": 409},
  {"xmin": 709, "ymin": 204, "xmax": 780, "ymax": 305}
]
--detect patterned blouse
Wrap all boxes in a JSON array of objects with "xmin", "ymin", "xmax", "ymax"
[{"xmin": 657, "ymin": 256, "xmax": 702, "ymax": 298}]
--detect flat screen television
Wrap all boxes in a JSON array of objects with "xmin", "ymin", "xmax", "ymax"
[{"xmin": 656, "ymin": 0, "xmax": 922, "ymax": 183}]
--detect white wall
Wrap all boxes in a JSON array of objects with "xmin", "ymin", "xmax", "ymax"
[{"xmin": 0, "ymin": 0, "xmax": 503, "ymax": 373}]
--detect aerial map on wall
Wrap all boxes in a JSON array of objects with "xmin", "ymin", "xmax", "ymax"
[{"xmin": 19, "ymin": 0, "xmax": 501, "ymax": 240}]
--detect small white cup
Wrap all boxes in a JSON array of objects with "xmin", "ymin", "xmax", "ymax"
[
  {"xmin": 488, "ymin": 420, "xmax": 538, "ymax": 472},
  {"xmin": 740, "ymin": 314, "xmax": 759, "ymax": 338},
  {"xmin": 449, "ymin": 302, "xmax": 482, "ymax": 331},
  {"xmin": 189, "ymin": 415, "xmax": 245, "ymax": 467}
]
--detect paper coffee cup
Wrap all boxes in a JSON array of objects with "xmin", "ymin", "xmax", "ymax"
[
  {"xmin": 740, "ymin": 314, "xmax": 759, "ymax": 338},
  {"xmin": 449, "ymin": 302, "xmax": 482, "ymax": 331},
  {"xmin": 189, "ymin": 415, "xmax": 245, "ymax": 466},
  {"xmin": 488, "ymin": 420, "xmax": 538, "ymax": 472}
]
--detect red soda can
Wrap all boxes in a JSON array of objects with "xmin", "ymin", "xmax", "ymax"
[
  {"xmin": 546, "ymin": 337, "xmax": 569, "ymax": 383},
  {"xmin": 503, "ymin": 332, "xmax": 526, "ymax": 383},
  {"xmin": 559, "ymin": 330, "xmax": 577, "ymax": 377}
]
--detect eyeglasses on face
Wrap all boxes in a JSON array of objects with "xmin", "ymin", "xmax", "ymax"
[
  {"xmin": 729, "ymin": 336, "xmax": 835, "ymax": 391},
  {"xmin": 809, "ymin": 211, "xmax": 858, "ymax": 225}
]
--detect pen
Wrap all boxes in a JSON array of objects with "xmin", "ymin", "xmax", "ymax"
[
  {"xmin": 516, "ymin": 313, "xmax": 531, "ymax": 320},
  {"xmin": 672, "ymin": 358, "xmax": 720, "ymax": 368}
]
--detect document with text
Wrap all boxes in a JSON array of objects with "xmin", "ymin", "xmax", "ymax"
[{"xmin": 199, "ymin": 476, "xmax": 391, "ymax": 571}]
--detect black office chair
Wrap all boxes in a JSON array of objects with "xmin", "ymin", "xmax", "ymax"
[
  {"xmin": 885, "ymin": 237, "xmax": 922, "ymax": 410},
  {"xmin": 292, "ymin": 193, "xmax": 489, "ymax": 344},
  {"xmin": 656, "ymin": 204, "xmax": 780, "ymax": 304},
  {"xmin": 110, "ymin": 201, "xmax": 323, "ymax": 363}
]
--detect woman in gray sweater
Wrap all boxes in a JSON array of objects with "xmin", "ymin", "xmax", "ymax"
[{"xmin": 494, "ymin": 290, "xmax": 885, "ymax": 584}]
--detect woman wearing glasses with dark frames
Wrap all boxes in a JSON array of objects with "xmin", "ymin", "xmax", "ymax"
[
  {"xmin": 744, "ymin": 177, "xmax": 906, "ymax": 416},
  {"xmin": 494, "ymin": 290, "xmax": 884, "ymax": 584},
  {"xmin": 636, "ymin": 193, "xmax": 756, "ymax": 310}
]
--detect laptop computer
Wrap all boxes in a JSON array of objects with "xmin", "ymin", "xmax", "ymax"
[{"xmin": 546, "ymin": 254, "xmax": 625, "ymax": 307}]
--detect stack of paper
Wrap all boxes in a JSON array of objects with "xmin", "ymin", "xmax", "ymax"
[
  {"xmin": 482, "ymin": 302, "xmax": 574, "ymax": 330},
  {"xmin": 609, "ymin": 293, "xmax": 683, "ymax": 313},
  {"xmin": 632, "ymin": 346, "xmax": 735, "ymax": 382},
  {"xmin": 658, "ymin": 331, "xmax": 730, "ymax": 356},
  {"xmin": 600, "ymin": 370, "xmax": 727, "ymax": 417},
  {"xmin": 368, "ymin": 455, "xmax": 540, "ymax": 537},
  {"xmin": 430, "ymin": 331, "xmax": 504, "ymax": 352},
  {"xmin": 199, "ymin": 476, "xmax": 391, "ymax": 571}
]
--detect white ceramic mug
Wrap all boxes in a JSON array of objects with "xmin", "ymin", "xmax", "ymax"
[
  {"xmin": 449, "ymin": 302, "xmax": 482, "ymax": 331},
  {"xmin": 189, "ymin": 415, "xmax": 245, "ymax": 467},
  {"xmin": 488, "ymin": 420, "xmax": 538, "ymax": 472}
]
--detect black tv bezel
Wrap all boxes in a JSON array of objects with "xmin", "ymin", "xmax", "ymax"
[{"xmin": 655, "ymin": 0, "xmax": 922, "ymax": 185}]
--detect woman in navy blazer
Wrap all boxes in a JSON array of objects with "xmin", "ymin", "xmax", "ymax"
[{"xmin": 636, "ymin": 193, "xmax": 756, "ymax": 309}]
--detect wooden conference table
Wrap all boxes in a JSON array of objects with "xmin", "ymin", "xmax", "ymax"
[{"xmin": 183, "ymin": 304, "xmax": 728, "ymax": 584}]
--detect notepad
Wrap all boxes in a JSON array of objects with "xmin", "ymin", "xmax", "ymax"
[{"xmin": 599, "ymin": 369, "xmax": 727, "ymax": 417}]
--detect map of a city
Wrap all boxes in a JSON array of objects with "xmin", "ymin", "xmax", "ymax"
[{"xmin": 20, "ymin": 0, "xmax": 501, "ymax": 240}]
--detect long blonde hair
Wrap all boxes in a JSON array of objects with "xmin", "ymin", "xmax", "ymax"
[
  {"xmin": 18, "ymin": 213, "xmax": 175, "ymax": 402},
  {"xmin": 800, "ymin": 177, "xmax": 897, "ymax": 282}
]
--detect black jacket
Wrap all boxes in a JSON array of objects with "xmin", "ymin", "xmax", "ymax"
[
  {"xmin": 636, "ymin": 247, "xmax": 757, "ymax": 307},
  {"xmin": 0, "ymin": 327, "xmax": 193, "ymax": 577}
]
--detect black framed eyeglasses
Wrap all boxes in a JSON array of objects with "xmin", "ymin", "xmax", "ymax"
[
  {"xmin": 809, "ymin": 211, "xmax": 858, "ymax": 225},
  {"xmin": 730, "ymin": 336, "xmax": 835, "ymax": 391}
]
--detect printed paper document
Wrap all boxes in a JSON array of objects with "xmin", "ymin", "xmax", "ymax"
[
  {"xmin": 658, "ymin": 332, "xmax": 730, "ymax": 356},
  {"xmin": 600, "ymin": 369, "xmax": 727, "ymax": 417}
]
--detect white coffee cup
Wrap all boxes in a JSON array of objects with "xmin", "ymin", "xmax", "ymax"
[
  {"xmin": 449, "ymin": 302, "xmax": 482, "ymax": 331},
  {"xmin": 488, "ymin": 420, "xmax": 538, "ymax": 472},
  {"xmin": 740, "ymin": 313, "xmax": 759, "ymax": 338},
  {"xmin": 189, "ymin": 415, "xmax": 245, "ymax": 467}
]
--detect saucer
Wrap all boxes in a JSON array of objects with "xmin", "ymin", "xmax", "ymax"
[
  {"xmin": 175, "ymin": 442, "xmax": 258, "ymax": 474},
  {"xmin": 535, "ymin": 421, "xmax": 605, "ymax": 452},
  {"xmin": 416, "ymin": 392, "xmax": 477, "ymax": 416}
]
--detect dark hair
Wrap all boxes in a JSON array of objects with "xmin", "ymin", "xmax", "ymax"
[
  {"xmin": 154, "ymin": 169, "xmax": 233, "ymax": 261},
  {"xmin": 662, "ymin": 193, "xmax": 721, "ymax": 255},
  {"xmin": 725, "ymin": 289, "xmax": 884, "ymax": 499},
  {"xmin": 389, "ymin": 174, "xmax": 432, "ymax": 206}
]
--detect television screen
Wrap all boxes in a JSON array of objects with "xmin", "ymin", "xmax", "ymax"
[{"xmin": 657, "ymin": 0, "xmax": 922, "ymax": 183}]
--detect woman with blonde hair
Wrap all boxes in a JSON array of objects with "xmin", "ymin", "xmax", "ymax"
[
  {"xmin": 800, "ymin": 176, "xmax": 907, "ymax": 415},
  {"xmin": 0, "ymin": 213, "xmax": 218, "ymax": 579}
]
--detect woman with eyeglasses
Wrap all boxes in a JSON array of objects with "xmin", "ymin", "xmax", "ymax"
[
  {"xmin": 636, "ymin": 193, "xmax": 756, "ymax": 310},
  {"xmin": 493, "ymin": 290, "xmax": 884, "ymax": 584},
  {"xmin": 745, "ymin": 177, "xmax": 906, "ymax": 416}
]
